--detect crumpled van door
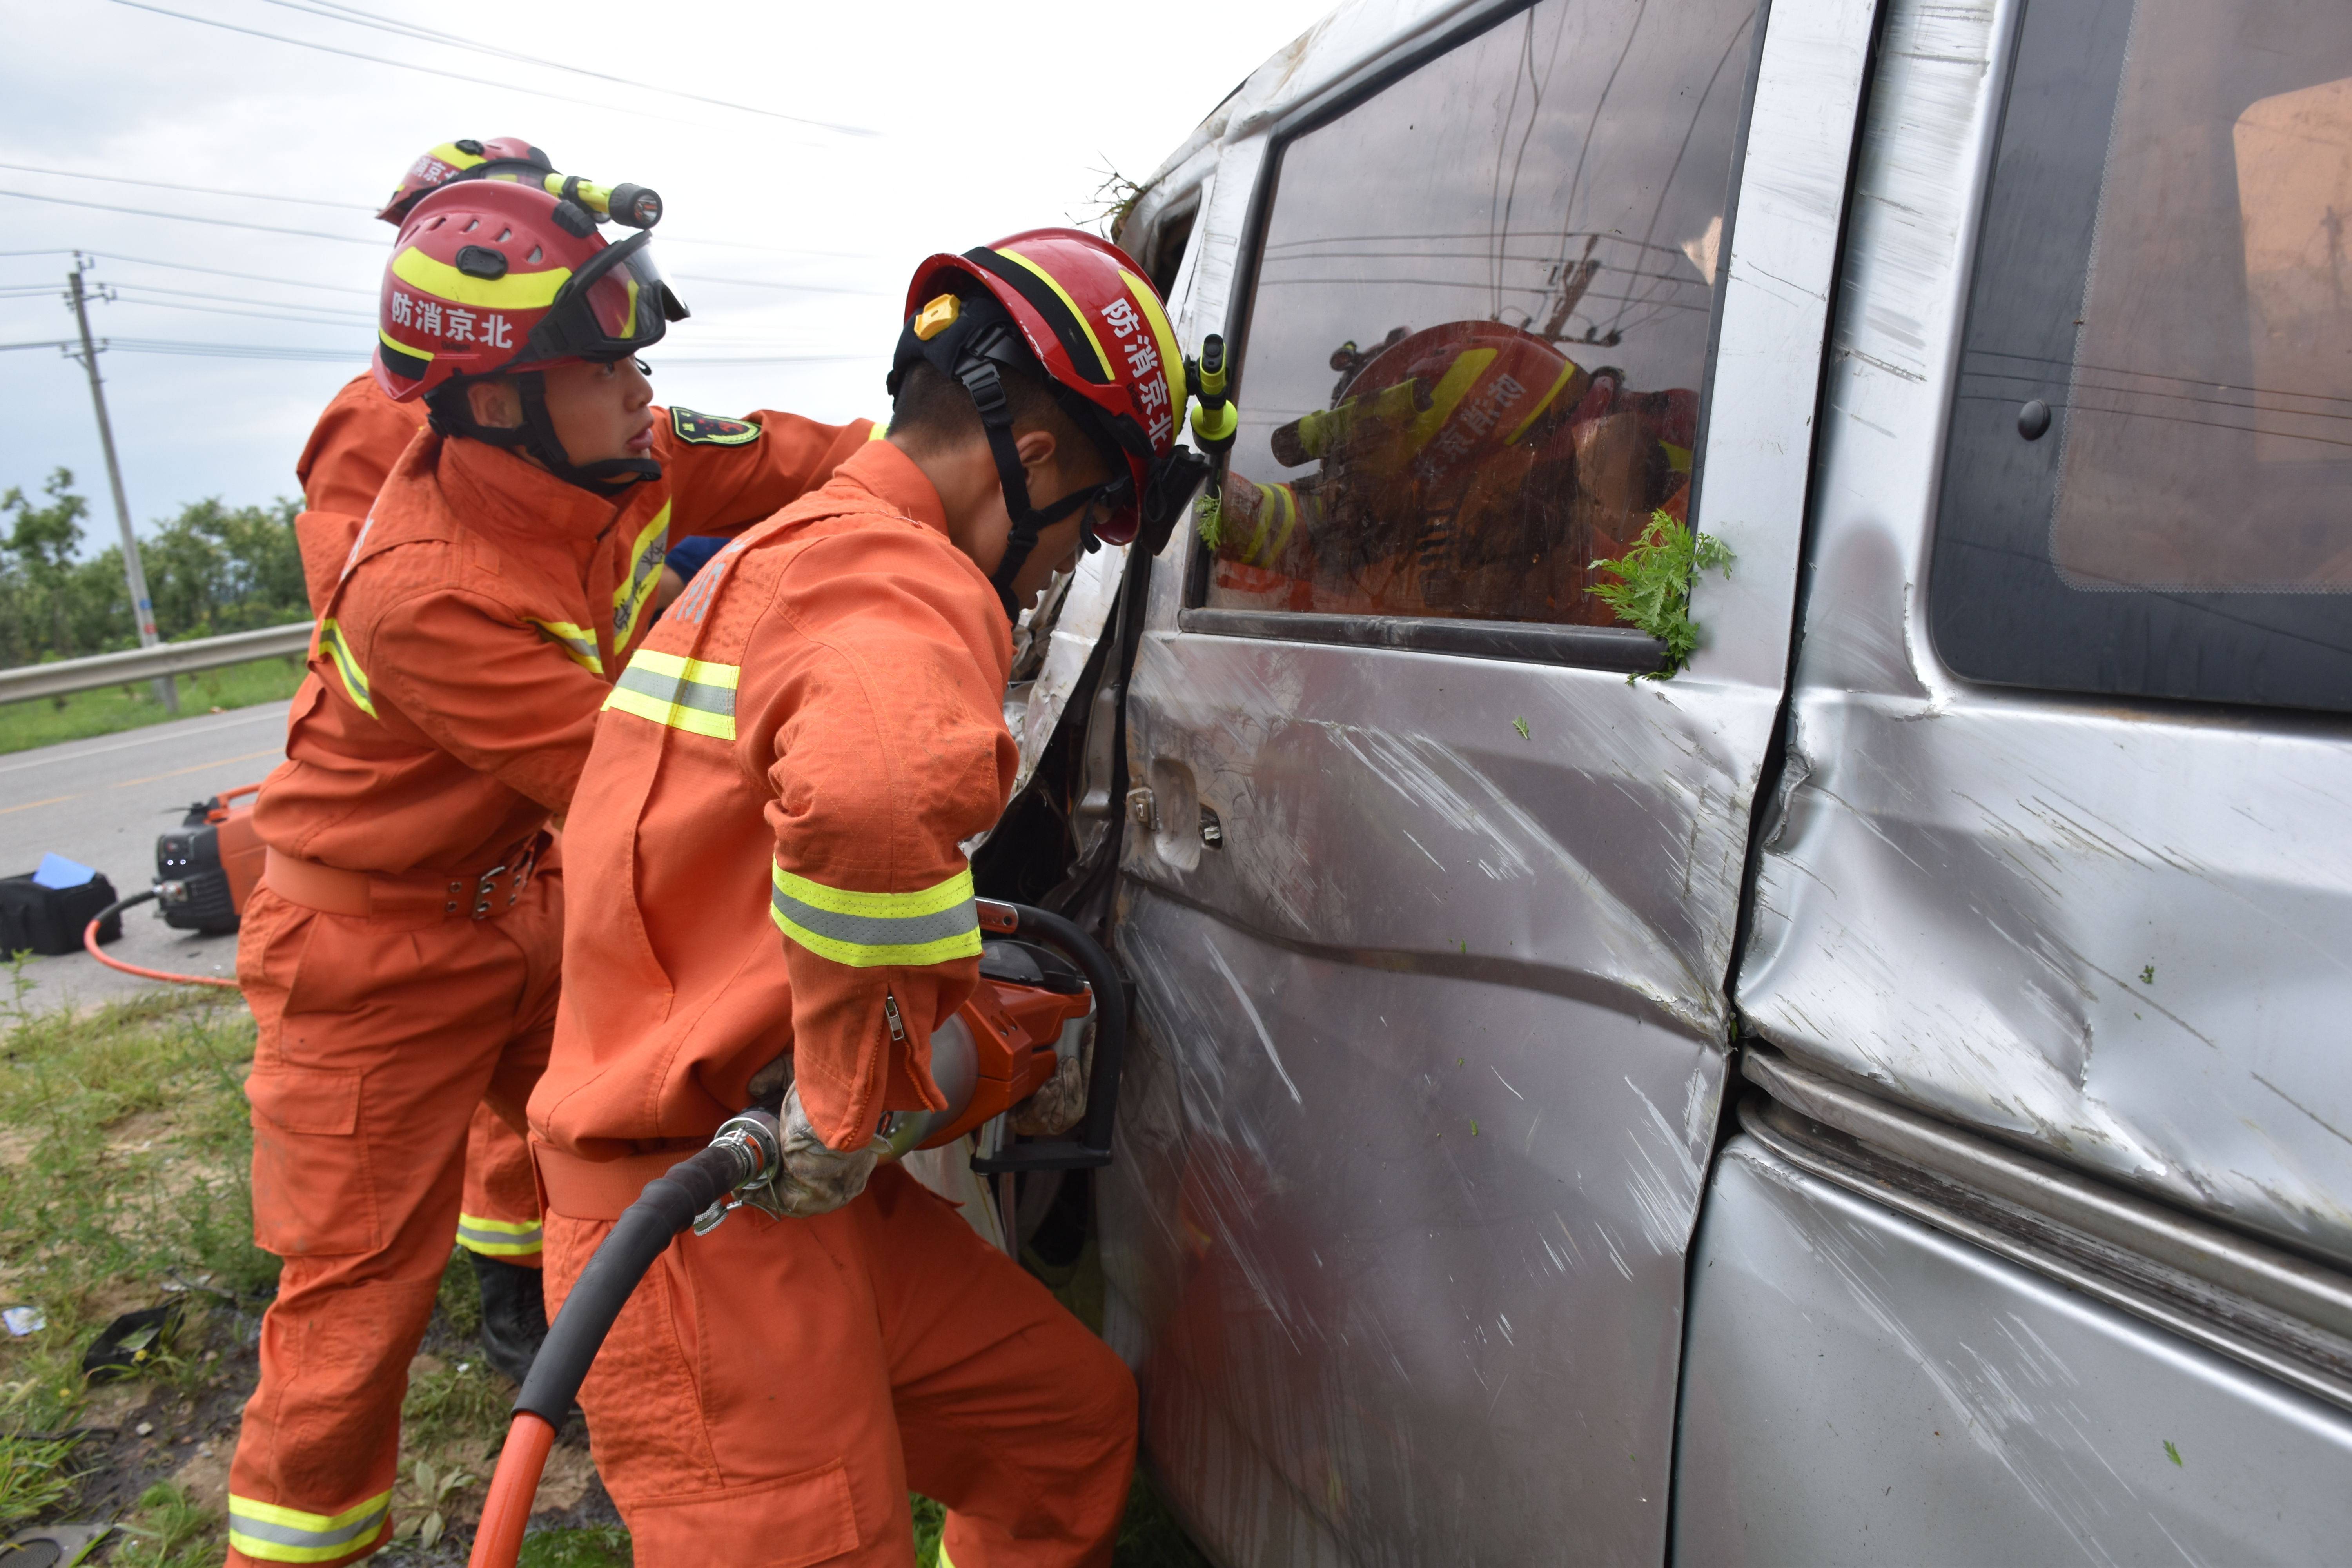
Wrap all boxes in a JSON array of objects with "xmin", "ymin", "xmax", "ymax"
[{"xmin": 1098, "ymin": 0, "xmax": 1877, "ymax": 1560}]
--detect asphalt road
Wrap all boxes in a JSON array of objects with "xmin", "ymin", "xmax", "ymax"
[{"xmin": 1, "ymin": 702, "xmax": 291, "ymax": 1015}]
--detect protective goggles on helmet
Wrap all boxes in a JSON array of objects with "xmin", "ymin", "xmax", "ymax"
[{"xmin": 522, "ymin": 229, "xmax": 688, "ymax": 366}]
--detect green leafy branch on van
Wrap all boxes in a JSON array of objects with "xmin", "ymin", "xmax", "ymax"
[{"xmin": 1586, "ymin": 509, "xmax": 1734, "ymax": 681}]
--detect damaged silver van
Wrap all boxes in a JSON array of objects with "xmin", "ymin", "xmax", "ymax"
[{"xmin": 976, "ymin": 0, "xmax": 2352, "ymax": 1559}]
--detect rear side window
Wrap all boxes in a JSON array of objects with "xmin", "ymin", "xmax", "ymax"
[
  {"xmin": 1203, "ymin": 0, "xmax": 1758, "ymax": 630},
  {"xmin": 1932, "ymin": 0, "xmax": 2352, "ymax": 712}
]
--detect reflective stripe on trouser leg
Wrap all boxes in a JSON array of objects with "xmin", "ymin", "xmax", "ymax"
[
  {"xmin": 228, "ymin": 880, "xmax": 561, "ymax": 1566},
  {"xmin": 462, "ymin": 1104, "xmax": 542, "ymax": 1261},
  {"xmin": 456, "ymin": 1211, "xmax": 543, "ymax": 1256},
  {"xmin": 228, "ymin": 1490, "xmax": 392, "ymax": 1563}
]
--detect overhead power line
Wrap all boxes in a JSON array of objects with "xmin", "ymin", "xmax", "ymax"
[
  {"xmin": 670, "ymin": 272, "xmax": 886, "ymax": 298},
  {"xmin": 103, "ymin": 280, "xmax": 369, "ymax": 316},
  {"xmin": 0, "ymin": 187, "xmax": 376, "ymax": 245},
  {"xmin": 1, "ymin": 249, "xmax": 375, "ymax": 294},
  {"xmin": 645, "ymin": 353, "xmax": 873, "ymax": 367},
  {"xmin": 0, "ymin": 160, "xmax": 368, "ymax": 211},
  {"xmin": 96, "ymin": 294, "xmax": 372, "ymax": 327},
  {"xmin": 91, "ymin": 253, "xmax": 376, "ymax": 295},
  {"xmin": 256, "ymin": 0, "xmax": 876, "ymax": 138},
  {"xmin": 107, "ymin": 0, "xmax": 870, "ymax": 138},
  {"xmin": 107, "ymin": 0, "xmax": 689, "ymax": 123},
  {"xmin": 657, "ymin": 236, "xmax": 874, "ymax": 259},
  {"xmin": 105, "ymin": 336, "xmax": 361, "ymax": 361}
]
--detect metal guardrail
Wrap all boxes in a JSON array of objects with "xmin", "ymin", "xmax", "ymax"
[{"xmin": 0, "ymin": 621, "xmax": 314, "ymax": 705}]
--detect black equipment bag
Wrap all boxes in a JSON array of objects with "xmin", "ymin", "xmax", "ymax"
[{"xmin": 0, "ymin": 871, "xmax": 122, "ymax": 956}]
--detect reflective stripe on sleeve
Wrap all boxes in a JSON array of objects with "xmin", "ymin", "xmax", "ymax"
[
  {"xmin": 227, "ymin": 1489, "xmax": 392, "ymax": 1563},
  {"xmin": 612, "ymin": 502, "xmax": 672, "ymax": 650},
  {"xmin": 456, "ymin": 1212, "xmax": 544, "ymax": 1257},
  {"xmin": 318, "ymin": 619, "xmax": 377, "ymax": 719},
  {"xmin": 527, "ymin": 619, "xmax": 603, "ymax": 674},
  {"xmin": 769, "ymin": 865, "xmax": 982, "ymax": 968},
  {"xmin": 601, "ymin": 647, "xmax": 738, "ymax": 740}
]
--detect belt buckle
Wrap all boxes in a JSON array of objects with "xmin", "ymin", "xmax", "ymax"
[{"xmin": 472, "ymin": 863, "xmax": 508, "ymax": 920}]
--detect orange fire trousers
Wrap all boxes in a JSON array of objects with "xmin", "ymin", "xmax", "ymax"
[
  {"xmin": 542, "ymin": 1163, "xmax": 1137, "ymax": 1567},
  {"xmin": 460, "ymin": 1105, "xmax": 542, "ymax": 1267},
  {"xmin": 226, "ymin": 876, "xmax": 560, "ymax": 1567}
]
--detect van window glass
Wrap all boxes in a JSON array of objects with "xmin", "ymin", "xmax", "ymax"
[
  {"xmin": 1207, "ymin": 0, "xmax": 1756, "ymax": 626},
  {"xmin": 1932, "ymin": 0, "xmax": 2352, "ymax": 711}
]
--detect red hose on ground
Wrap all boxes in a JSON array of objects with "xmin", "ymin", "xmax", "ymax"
[
  {"xmin": 83, "ymin": 906, "xmax": 239, "ymax": 989},
  {"xmin": 467, "ymin": 1412, "xmax": 557, "ymax": 1568}
]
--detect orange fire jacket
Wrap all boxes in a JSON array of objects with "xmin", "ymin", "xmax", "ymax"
[
  {"xmin": 530, "ymin": 439, "xmax": 1018, "ymax": 1158},
  {"xmin": 255, "ymin": 411, "xmax": 874, "ymax": 875},
  {"xmin": 294, "ymin": 374, "xmax": 428, "ymax": 616}
]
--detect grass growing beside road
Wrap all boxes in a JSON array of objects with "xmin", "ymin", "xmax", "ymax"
[
  {"xmin": 0, "ymin": 977, "xmax": 274, "ymax": 1560},
  {"xmin": 0, "ymin": 653, "xmax": 305, "ymax": 757},
  {"xmin": 0, "ymin": 975, "xmax": 1208, "ymax": 1564}
]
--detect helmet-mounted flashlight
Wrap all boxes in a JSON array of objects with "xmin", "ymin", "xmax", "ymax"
[{"xmin": 541, "ymin": 173, "xmax": 664, "ymax": 229}]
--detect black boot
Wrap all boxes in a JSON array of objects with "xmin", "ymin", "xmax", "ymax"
[{"xmin": 470, "ymin": 1250, "xmax": 548, "ymax": 1386}]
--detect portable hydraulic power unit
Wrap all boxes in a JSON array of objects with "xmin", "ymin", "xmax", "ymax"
[{"xmin": 153, "ymin": 784, "xmax": 265, "ymax": 935}]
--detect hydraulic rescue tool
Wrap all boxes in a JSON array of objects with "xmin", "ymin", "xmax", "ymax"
[
  {"xmin": 80, "ymin": 784, "xmax": 265, "ymax": 989},
  {"xmin": 464, "ymin": 899, "xmax": 1127, "ymax": 1568}
]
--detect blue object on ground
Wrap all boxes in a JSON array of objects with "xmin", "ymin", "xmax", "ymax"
[{"xmin": 32, "ymin": 853, "xmax": 97, "ymax": 890}]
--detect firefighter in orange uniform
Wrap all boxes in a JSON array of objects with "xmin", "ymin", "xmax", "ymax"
[
  {"xmin": 530, "ymin": 230, "xmax": 1208, "ymax": 1565},
  {"xmin": 225, "ymin": 174, "xmax": 871, "ymax": 1567},
  {"xmin": 290, "ymin": 137, "xmax": 564, "ymax": 1391}
]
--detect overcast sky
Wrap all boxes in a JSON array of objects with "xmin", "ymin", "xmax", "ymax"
[{"xmin": 1, "ymin": 0, "xmax": 1335, "ymax": 550}]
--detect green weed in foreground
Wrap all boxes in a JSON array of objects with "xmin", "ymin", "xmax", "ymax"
[
  {"xmin": 912, "ymin": 1471, "xmax": 1209, "ymax": 1566},
  {"xmin": 1586, "ymin": 508, "xmax": 1735, "ymax": 681},
  {"xmin": 0, "ymin": 989, "xmax": 274, "ymax": 1538},
  {"xmin": 115, "ymin": 1480, "xmax": 221, "ymax": 1568},
  {"xmin": 0, "ymin": 1428, "xmax": 79, "ymax": 1533},
  {"xmin": 0, "ymin": 652, "xmax": 305, "ymax": 756},
  {"xmin": 0, "ymin": 987, "xmax": 1208, "ymax": 1564},
  {"xmin": 518, "ymin": 1527, "xmax": 633, "ymax": 1567}
]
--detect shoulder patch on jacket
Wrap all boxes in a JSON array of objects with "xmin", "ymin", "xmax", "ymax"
[{"xmin": 670, "ymin": 407, "xmax": 762, "ymax": 446}]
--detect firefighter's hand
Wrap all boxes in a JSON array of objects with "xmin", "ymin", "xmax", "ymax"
[
  {"xmin": 1011, "ymin": 1036, "xmax": 1091, "ymax": 1137},
  {"xmin": 743, "ymin": 1085, "xmax": 889, "ymax": 1220}
]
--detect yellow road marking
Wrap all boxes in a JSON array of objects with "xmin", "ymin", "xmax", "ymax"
[
  {"xmin": 111, "ymin": 748, "xmax": 283, "ymax": 789},
  {"xmin": 0, "ymin": 793, "xmax": 78, "ymax": 815}
]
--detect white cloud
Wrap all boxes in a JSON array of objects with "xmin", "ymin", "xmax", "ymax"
[{"xmin": 0, "ymin": 0, "xmax": 1332, "ymax": 535}]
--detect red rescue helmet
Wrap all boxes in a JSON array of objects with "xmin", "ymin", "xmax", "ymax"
[
  {"xmin": 1272, "ymin": 321, "xmax": 1590, "ymax": 482},
  {"xmin": 372, "ymin": 179, "xmax": 685, "ymax": 403},
  {"xmin": 374, "ymin": 180, "xmax": 687, "ymax": 493},
  {"xmin": 378, "ymin": 138, "xmax": 555, "ymax": 225},
  {"xmin": 891, "ymin": 229, "xmax": 1213, "ymax": 613}
]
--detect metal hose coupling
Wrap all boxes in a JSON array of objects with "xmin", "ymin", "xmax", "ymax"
[{"xmin": 689, "ymin": 1107, "xmax": 783, "ymax": 1235}]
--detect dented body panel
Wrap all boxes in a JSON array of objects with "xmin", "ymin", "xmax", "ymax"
[
  {"xmin": 1675, "ymin": 1140, "xmax": 2352, "ymax": 1565},
  {"xmin": 1080, "ymin": 0, "xmax": 2352, "ymax": 1557},
  {"xmin": 1099, "ymin": 0, "xmax": 1876, "ymax": 1558},
  {"xmin": 1735, "ymin": 0, "xmax": 2352, "ymax": 1267}
]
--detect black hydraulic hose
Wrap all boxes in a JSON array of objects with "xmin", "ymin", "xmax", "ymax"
[
  {"xmin": 508, "ymin": 903, "xmax": 1123, "ymax": 1417},
  {"xmin": 510, "ymin": 1140, "xmax": 750, "ymax": 1425}
]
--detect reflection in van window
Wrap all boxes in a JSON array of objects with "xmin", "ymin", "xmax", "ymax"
[
  {"xmin": 1210, "ymin": 0, "xmax": 1757, "ymax": 626},
  {"xmin": 2053, "ymin": 6, "xmax": 2352, "ymax": 591}
]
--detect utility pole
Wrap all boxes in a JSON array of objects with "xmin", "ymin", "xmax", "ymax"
[{"xmin": 66, "ymin": 255, "xmax": 175, "ymax": 713}]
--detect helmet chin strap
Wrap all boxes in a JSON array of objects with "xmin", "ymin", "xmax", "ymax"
[
  {"xmin": 956, "ymin": 359, "xmax": 1111, "ymax": 621},
  {"xmin": 426, "ymin": 370, "xmax": 660, "ymax": 497}
]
